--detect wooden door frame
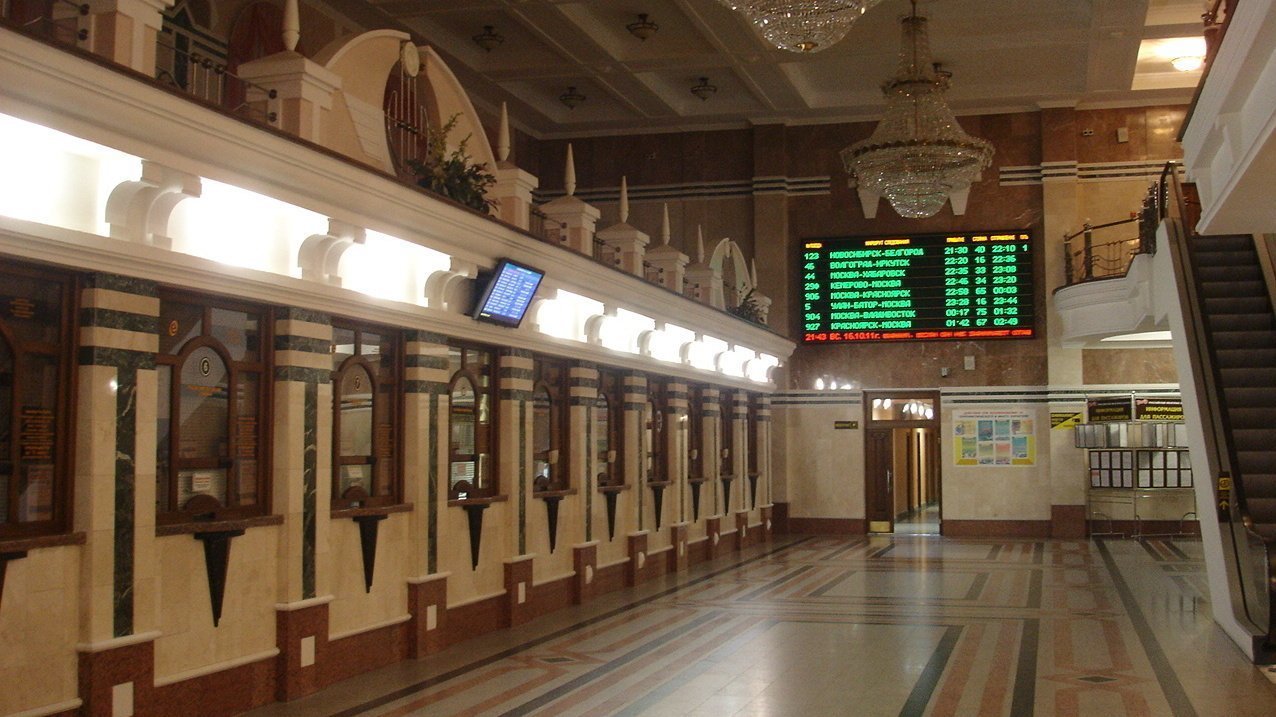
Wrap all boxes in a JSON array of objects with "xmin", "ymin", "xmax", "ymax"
[{"xmin": 863, "ymin": 391, "xmax": 942, "ymax": 534}]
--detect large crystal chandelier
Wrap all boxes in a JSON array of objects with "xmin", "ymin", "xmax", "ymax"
[
  {"xmin": 717, "ymin": 1, "xmax": 885, "ymax": 53},
  {"xmin": 841, "ymin": 1, "xmax": 993, "ymax": 218}
]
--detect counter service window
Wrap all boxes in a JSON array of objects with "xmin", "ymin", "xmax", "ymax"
[
  {"xmin": 645, "ymin": 381, "xmax": 666, "ymax": 484},
  {"xmin": 594, "ymin": 371, "xmax": 622, "ymax": 487},
  {"xmin": 0, "ymin": 265, "xmax": 73, "ymax": 539},
  {"xmin": 688, "ymin": 385, "xmax": 704, "ymax": 480},
  {"xmin": 720, "ymin": 390, "xmax": 735, "ymax": 478},
  {"xmin": 156, "ymin": 295, "xmax": 269, "ymax": 522},
  {"xmin": 532, "ymin": 359, "xmax": 568, "ymax": 493},
  {"xmin": 448, "ymin": 344, "xmax": 496, "ymax": 499},
  {"xmin": 332, "ymin": 323, "xmax": 401, "ymax": 509}
]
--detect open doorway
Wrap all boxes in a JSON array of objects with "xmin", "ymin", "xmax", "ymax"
[{"xmin": 864, "ymin": 392, "xmax": 941, "ymax": 535}]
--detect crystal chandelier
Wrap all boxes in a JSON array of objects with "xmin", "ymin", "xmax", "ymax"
[
  {"xmin": 717, "ymin": 1, "xmax": 884, "ymax": 53},
  {"xmin": 840, "ymin": 1, "xmax": 993, "ymax": 218}
]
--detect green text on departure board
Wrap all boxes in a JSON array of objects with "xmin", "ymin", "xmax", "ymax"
[{"xmin": 800, "ymin": 232, "xmax": 1034, "ymax": 343}]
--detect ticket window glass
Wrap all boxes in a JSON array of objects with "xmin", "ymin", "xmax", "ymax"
[
  {"xmin": 532, "ymin": 359, "xmax": 568, "ymax": 493},
  {"xmin": 331, "ymin": 323, "xmax": 400, "ymax": 509},
  {"xmin": 156, "ymin": 297, "xmax": 269, "ymax": 522},
  {"xmin": 594, "ymin": 371, "xmax": 622, "ymax": 487},
  {"xmin": 448, "ymin": 344, "xmax": 496, "ymax": 500},
  {"xmin": 0, "ymin": 266, "xmax": 73, "ymax": 538}
]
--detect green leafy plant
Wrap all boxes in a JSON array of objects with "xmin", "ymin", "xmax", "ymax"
[
  {"xmin": 728, "ymin": 288, "xmax": 766, "ymax": 325},
  {"xmin": 407, "ymin": 114, "xmax": 497, "ymax": 213}
]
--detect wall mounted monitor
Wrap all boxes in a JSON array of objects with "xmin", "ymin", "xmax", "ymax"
[
  {"xmin": 800, "ymin": 231, "xmax": 1034, "ymax": 343},
  {"xmin": 472, "ymin": 258, "xmax": 545, "ymax": 328}
]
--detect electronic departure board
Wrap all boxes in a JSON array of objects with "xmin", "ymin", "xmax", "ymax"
[
  {"xmin": 472, "ymin": 259, "xmax": 544, "ymax": 328},
  {"xmin": 800, "ymin": 232, "xmax": 1034, "ymax": 343}
]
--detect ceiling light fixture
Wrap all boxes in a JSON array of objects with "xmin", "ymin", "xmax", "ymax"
[
  {"xmin": 472, "ymin": 25, "xmax": 504, "ymax": 52},
  {"xmin": 1170, "ymin": 55, "xmax": 1204, "ymax": 72},
  {"xmin": 716, "ymin": 0, "xmax": 884, "ymax": 53},
  {"xmin": 840, "ymin": 0, "xmax": 994, "ymax": 219},
  {"xmin": 559, "ymin": 86, "xmax": 586, "ymax": 109},
  {"xmin": 690, "ymin": 77, "xmax": 717, "ymax": 100},
  {"xmin": 627, "ymin": 13, "xmax": 659, "ymax": 41}
]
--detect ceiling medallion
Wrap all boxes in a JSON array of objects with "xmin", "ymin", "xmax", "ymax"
[
  {"xmin": 559, "ymin": 86, "xmax": 586, "ymax": 109},
  {"xmin": 716, "ymin": 0, "xmax": 884, "ymax": 53},
  {"xmin": 690, "ymin": 77, "xmax": 717, "ymax": 100},
  {"xmin": 840, "ymin": 0, "xmax": 994, "ymax": 219},
  {"xmin": 627, "ymin": 13, "xmax": 659, "ymax": 41},
  {"xmin": 472, "ymin": 25, "xmax": 504, "ymax": 52}
]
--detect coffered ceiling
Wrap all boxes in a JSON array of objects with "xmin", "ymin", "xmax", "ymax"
[{"xmin": 326, "ymin": 0, "xmax": 1207, "ymax": 138}]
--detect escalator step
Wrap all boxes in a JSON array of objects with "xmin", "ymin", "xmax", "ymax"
[
  {"xmin": 1219, "ymin": 367, "xmax": 1276, "ymax": 387},
  {"xmin": 1199, "ymin": 280, "xmax": 1268, "ymax": 300},
  {"xmin": 1208, "ymin": 313, "xmax": 1276, "ymax": 332},
  {"xmin": 1230, "ymin": 429, "xmax": 1276, "ymax": 452},
  {"xmin": 1192, "ymin": 235, "xmax": 1257, "ymax": 252},
  {"xmin": 1223, "ymin": 387, "xmax": 1276, "ymax": 408},
  {"xmin": 1215, "ymin": 348, "xmax": 1276, "ymax": 368},
  {"xmin": 1225, "ymin": 406, "xmax": 1276, "ymax": 428},
  {"xmin": 1204, "ymin": 296, "xmax": 1273, "ymax": 315},
  {"xmin": 1198, "ymin": 265, "xmax": 1262, "ymax": 282},
  {"xmin": 1194, "ymin": 249, "xmax": 1257, "ymax": 267},
  {"xmin": 1212, "ymin": 330, "xmax": 1276, "ymax": 351},
  {"xmin": 1241, "ymin": 478, "xmax": 1276, "ymax": 500},
  {"xmin": 1235, "ymin": 451, "xmax": 1276, "ymax": 475}
]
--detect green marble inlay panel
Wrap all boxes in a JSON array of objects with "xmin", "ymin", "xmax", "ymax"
[
  {"xmin": 498, "ymin": 367, "xmax": 535, "ymax": 380},
  {"xmin": 276, "ymin": 366, "xmax": 332, "ymax": 384},
  {"xmin": 278, "ymin": 308, "xmax": 331, "ymax": 325},
  {"xmin": 113, "ymin": 368, "xmax": 137, "ymax": 637},
  {"xmin": 79, "ymin": 307, "xmax": 158, "ymax": 333},
  {"xmin": 427, "ymin": 393, "xmax": 439, "ymax": 573},
  {"xmin": 302, "ymin": 381, "xmax": 318, "ymax": 599},
  {"xmin": 86, "ymin": 273, "xmax": 157, "ymax": 296},
  {"xmin": 519, "ymin": 401, "xmax": 527, "ymax": 555},
  {"xmin": 274, "ymin": 335, "xmax": 331, "ymax": 354},
  {"xmin": 500, "ymin": 389, "xmax": 533, "ymax": 401},
  {"xmin": 404, "ymin": 329, "xmax": 449, "ymax": 345},
  {"xmin": 79, "ymin": 347, "xmax": 155, "ymax": 371},
  {"xmin": 405, "ymin": 354, "xmax": 449, "ymax": 369}
]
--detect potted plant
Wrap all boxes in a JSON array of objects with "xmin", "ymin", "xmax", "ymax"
[{"xmin": 407, "ymin": 114, "xmax": 497, "ymax": 213}]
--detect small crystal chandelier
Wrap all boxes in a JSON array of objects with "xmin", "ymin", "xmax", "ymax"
[
  {"xmin": 840, "ymin": 1, "xmax": 993, "ymax": 218},
  {"xmin": 717, "ymin": 0, "xmax": 884, "ymax": 53}
]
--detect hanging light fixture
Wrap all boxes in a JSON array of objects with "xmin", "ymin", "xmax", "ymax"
[
  {"xmin": 472, "ymin": 25, "xmax": 504, "ymax": 52},
  {"xmin": 559, "ymin": 86, "xmax": 586, "ymax": 109},
  {"xmin": 716, "ymin": 0, "xmax": 884, "ymax": 53},
  {"xmin": 690, "ymin": 77, "xmax": 718, "ymax": 100},
  {"xmin": 627, "ymin": 13, "xmax": 659, "ymax": 40},
  {"xmin": 840, "ymin": 0, "xmax": 994, "ymax": 219}
]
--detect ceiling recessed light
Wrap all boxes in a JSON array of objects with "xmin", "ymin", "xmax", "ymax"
[{"xmin": 1171, "ymin": 55, "xmax": 1204, "ymax": 72}]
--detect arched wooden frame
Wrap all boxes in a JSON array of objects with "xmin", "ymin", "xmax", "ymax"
[
  {"xmin": 531, "ymin": 378, "xmax": 569, "ymax": 493},
  {"xmin": 0, "ymin": 265, "xmax": 75, "ymax": 539},
  {"xmin": 330, "ymin": 327, "xmax": 402, "ymax": 510},
  {"xmin": 155, "ymin": 295, "xmax": 270, "ymax": 524},
  {"xmin": 594, "ymin": 370, "xmax": 623, "ymax": 487},
  {"xmin": 719, "ymin": 389, "xmax": 735, "ymax": 478},
  {"xmin": 688, "ymin": 384, "xmax": 705, "ymax": 480},
  {"xmin": 448, "ymin": 367, "xmax": 495, "ymax": 499},
  {"xmin": 645, "ymin": 380, "xmax": 667, "ymax": 484}
]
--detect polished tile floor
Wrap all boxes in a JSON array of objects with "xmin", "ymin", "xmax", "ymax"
[{"xmin": 247, "ymin": 535, "xmax": 1276, "ymax": 717}]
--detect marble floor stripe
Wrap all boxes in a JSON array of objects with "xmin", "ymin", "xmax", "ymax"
[{"xmin": 244, "ymin": 535, "xmax": 1276, "ymax": 717}]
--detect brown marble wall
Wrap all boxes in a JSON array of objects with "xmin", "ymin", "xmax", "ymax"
[
  {"xmin": 536, "ymin": 129, "xmax": 753, "ymax": 191},
  {"xmin": 1082, "ymin": 348, "xmax": 1179, "ymax": 384},
  {"xmin": 1073, "ymin": 106, "xmax": 1187, "ymax": 163}
]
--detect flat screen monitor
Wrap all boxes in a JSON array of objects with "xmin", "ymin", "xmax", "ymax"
[
  {"xmin": 800, "ymin": 231, "xmax": 1034, "ymax": 343},
  {"xmin": 472, "ymin": 259, "xmax": 544, "ymax": 328}
]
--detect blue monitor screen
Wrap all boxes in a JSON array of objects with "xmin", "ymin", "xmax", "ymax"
[{"xmin": 472, "ymin": 259, "xmax": 544, "ymax": 328}]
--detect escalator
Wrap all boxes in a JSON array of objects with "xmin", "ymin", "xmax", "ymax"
[{"xmin": 1164, "ymin": 170, "xmax": 1276, "ymax": 662}]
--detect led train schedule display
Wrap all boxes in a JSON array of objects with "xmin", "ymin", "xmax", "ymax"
[{"xmin": 801, "ymin": 232, "xmax": 1034, "ymax": 343}]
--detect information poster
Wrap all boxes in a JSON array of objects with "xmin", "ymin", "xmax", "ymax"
[
  {"xmin": 1134, "ymin": 397, "xmax": 1184, "ymax": 421},
  {"xmin": 800, "ymin": 232, "xmax": 1034, "ymax": 343},
  {"xmin": 953, "ymin": 409, "xmax": 1036, "ymax": 466},
  {"xmin": 1087, "ymin": 396, "xmax": 1133, "ymax": 423}
]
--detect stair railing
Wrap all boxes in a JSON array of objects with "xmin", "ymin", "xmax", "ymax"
[{"xmin": 1162, "ymin": 161, "xmax": 1276, "ymax": 657}]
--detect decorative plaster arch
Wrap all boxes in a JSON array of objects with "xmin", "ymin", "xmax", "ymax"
[
  {"xmin": 709, "ymin": 237, "xmax": 752, "ymax": 303},
  {"xmin": 418, "ymin": 45, "xmax": 495, "ymax": 169}
]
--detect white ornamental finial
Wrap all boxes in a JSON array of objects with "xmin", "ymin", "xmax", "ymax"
[
  {"xmin": 751, "ymin": 258, "xmax": 759, "ymax": 287},
  {"xmin": 619, "ymin": 176, "xmax": 629, "ymax": 223},
  {"xmin": 497, "ymin": 102, "xmax": 510, "ymax": 163},
  {"xmin": 283, "ymin": 0, "xmax": 300, "ymax": 53},
  {"xmin": 565, "ymin": 143, "xmax": 576, "ymax": 197},
  {"xmin": 696, "ymin": 226, "xmax": 705, "ymax": 263},
  {"xmin": 660, "ymin": 203, "xmax": 670, "ymax": 245}
]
